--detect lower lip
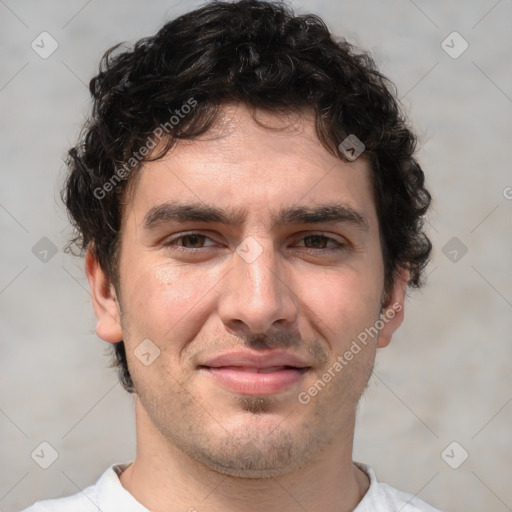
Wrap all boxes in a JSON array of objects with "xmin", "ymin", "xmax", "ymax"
[{"xmin": 202, "ymin": 367, "xmax": 308, "ymax": 395}]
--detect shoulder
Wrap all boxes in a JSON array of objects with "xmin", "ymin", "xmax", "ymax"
[
  {"xmin": 19, "ymin": 464, "xmax": 135, "ymax": 512},
  {"xmin": 19, "ymin": 483, "xmax": 99, "ymax": 512},
  {"xmin": 355, "ymin": 462, "xmax": 443, "ymax": 512},
  {"xmin": 370, "ymin": 481, "xmax": 442, "ymax": 511}
]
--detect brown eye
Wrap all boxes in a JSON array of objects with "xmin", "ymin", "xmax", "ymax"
[
  {"xmin": 296, "ymin": 234, "xmax": 344, "ymax": 250},
  {"xmin": 303, "ymin": 235, "xmax": 329, "ymax": 249},
  {"xmin": 164, "ymin": 233, "xmax": 216, "ymax": 251},
  {"xmin": 179, "ymin": 234, "xmax": 207, "ymax": 248}
]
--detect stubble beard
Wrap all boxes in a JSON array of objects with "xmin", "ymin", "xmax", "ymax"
[{"xmin": 133, "ymin": 353, "xmax": 375, "ymax": 480}]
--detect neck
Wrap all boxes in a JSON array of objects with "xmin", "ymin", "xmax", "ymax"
[{"xmin": 119, "ymin": 398, "xmax": 369, "ymax": 512}]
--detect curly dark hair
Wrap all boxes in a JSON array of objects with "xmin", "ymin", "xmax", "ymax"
[{"xmin": 63, "ymin": 0, "xmax": 431, "ymax": 393}]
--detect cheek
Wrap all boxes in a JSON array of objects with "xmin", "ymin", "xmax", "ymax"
[
  {"xmin": 121, "ymin": 262, "xmax": 221, "ymax": 347},
  {"xmin": 301, "ymin": 266, "xmax": 382, "ymax": 343}
]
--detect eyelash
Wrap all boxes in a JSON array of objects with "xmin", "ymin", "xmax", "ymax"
[{"xmin": 163, "ymin": 232, "xmax": 346, "ymax": 254}]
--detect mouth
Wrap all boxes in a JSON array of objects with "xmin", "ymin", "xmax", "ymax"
[
  {"xmin": 200, "ymin": 366, "xmax": 310, "ymax": 395},
  {"xmin": 198, "ymin": 351, "xmax": 311, "ymax": 395}
]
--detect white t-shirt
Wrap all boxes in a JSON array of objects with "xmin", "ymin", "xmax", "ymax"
[{"xmin": 21, "ymin": 462, "xmax": 442, "ymax": 511}]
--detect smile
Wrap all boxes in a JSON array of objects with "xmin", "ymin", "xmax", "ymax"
[{"xmin": 200, "ymin": 365, "xmax": 310, "ymax": 395}]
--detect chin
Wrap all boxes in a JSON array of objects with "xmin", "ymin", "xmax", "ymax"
[{"xmin": 181, "ymin": 420, "xmax": 318, "ymax": 479}]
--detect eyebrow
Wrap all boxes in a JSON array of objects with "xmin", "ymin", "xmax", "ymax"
[{"xmin": 143, "ymin": 201, "xmax": 369, "ymax": 232}]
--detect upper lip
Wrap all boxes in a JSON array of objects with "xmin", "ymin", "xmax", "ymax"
[{"xmin": 200, "ymin": 350, "xmax": 311, "ymax": 369}]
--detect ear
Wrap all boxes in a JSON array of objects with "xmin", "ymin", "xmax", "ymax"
[
  {"xmin": 377, "ymin": 267, "xmax": 410, "ymax": 348},
  {"xmin": 85, "ymin": 248, "xmax": 123, "ymax": 343}
]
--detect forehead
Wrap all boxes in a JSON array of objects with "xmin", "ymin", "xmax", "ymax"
[{"xmin": 124, "ymin": 104, "xmax": 377, "ymax": 230}]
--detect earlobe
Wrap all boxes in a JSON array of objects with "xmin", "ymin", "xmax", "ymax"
[
  {"xmin": 376, "ymin": 267, "xmax": 410, "ymax": 348},
  {"xmin": 85, "ymin": 248, "xmax": 123, "ymax": 343}
]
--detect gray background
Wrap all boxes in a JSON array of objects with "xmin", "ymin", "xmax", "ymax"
[{"xmin": 1, "ymin": 1, "xmax": 511, "ymax": 511}]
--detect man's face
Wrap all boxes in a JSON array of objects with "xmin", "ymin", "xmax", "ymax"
[{"xmin": 91, "ymin": 104, "xmax": 406, "ymax": 477}]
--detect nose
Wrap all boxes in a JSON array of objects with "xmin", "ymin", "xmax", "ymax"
[{"xmin": 217, "ymin": 238, "xmax": 298, "ymax": 336}]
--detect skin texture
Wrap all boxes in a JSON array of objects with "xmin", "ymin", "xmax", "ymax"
[{"xmin": 86, "ymin": 104, "xmax": 409, "ymax": 512}]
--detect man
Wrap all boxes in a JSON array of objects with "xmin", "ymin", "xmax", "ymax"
[{"xmin": 23, "ymin": 0, "xmax": 440, "ymax": 510}]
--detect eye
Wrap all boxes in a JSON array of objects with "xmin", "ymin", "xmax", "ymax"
[
  {"xmin": 294, "ymin": 233, "xmax": 346, "ymax": 251},
  {"xmin": 162, "ymin": 232, "xmax": 346, "ymax": 254},
  {"xmin": 165, "ymin": 233, "xmax": 217, "ymax": 250},
  {"xmin": 299, "ymin": 234, "xmax": 339, "ymax": 249}
]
